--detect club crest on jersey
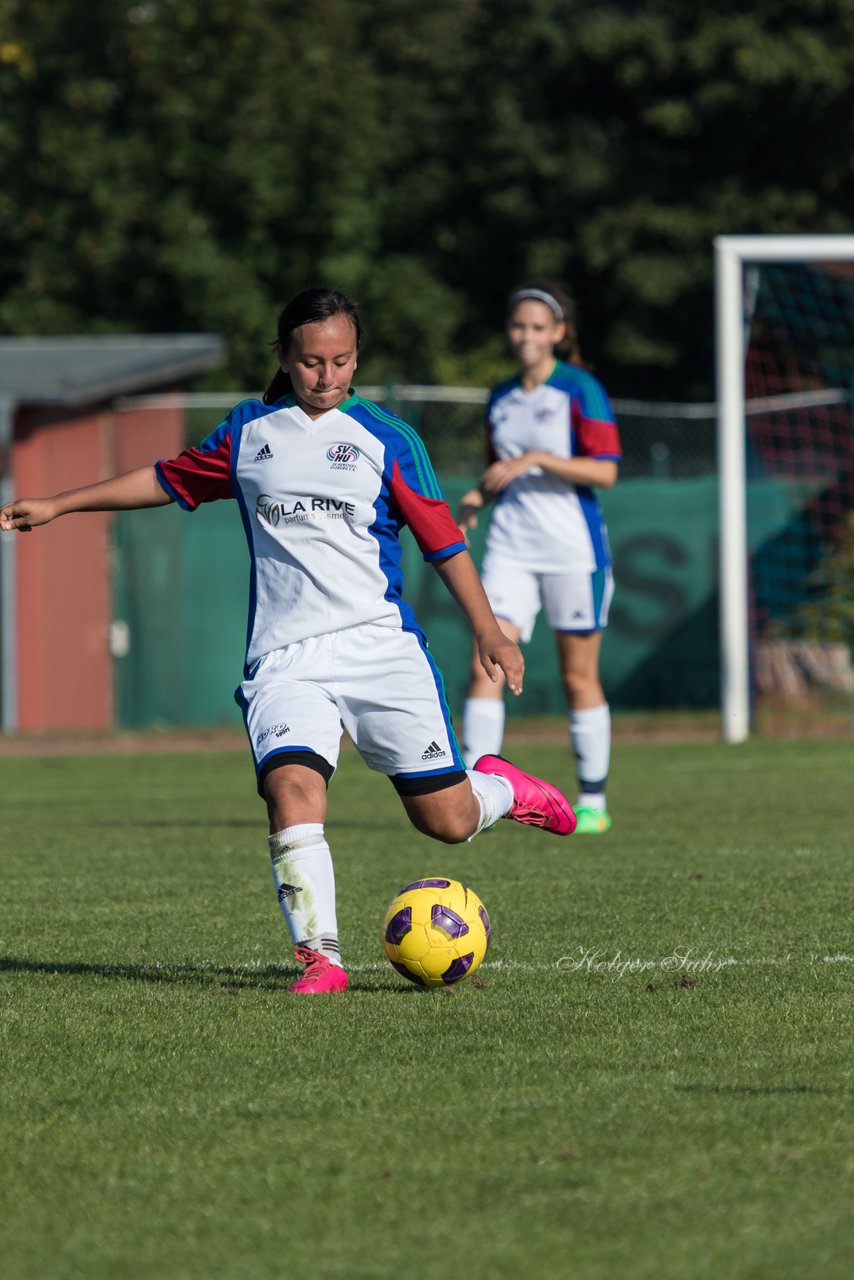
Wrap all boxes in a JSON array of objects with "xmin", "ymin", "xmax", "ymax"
[{"xmin": 326, "ymin": 442, "xmax": 360, "ymax": 470}]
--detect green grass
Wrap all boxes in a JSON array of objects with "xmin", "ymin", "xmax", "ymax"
[{"xmin": 1, "ymin": 738, "xmax": 851, "ymax": 1279}]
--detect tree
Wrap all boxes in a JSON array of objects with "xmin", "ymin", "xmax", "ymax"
[{"xmin": 2, "ymin": 1, "xmax": 854, "ymax": 395}]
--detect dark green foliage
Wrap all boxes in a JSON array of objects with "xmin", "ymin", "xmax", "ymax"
[{"xmin": 2, "ymin": 1, "xmax": 854, "ymax": 394}]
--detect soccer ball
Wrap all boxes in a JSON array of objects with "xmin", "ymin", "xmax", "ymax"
[{"xmin": 382, "ymin": 877, "xmax": 491, "ymax": 988}]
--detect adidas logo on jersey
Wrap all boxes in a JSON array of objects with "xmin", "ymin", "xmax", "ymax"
[
  {"xmin": 254, "ymin": 443, "xmax": 273, "ymax": 461},
  {"xmin": 421, "ymin": 740, "xmax": 447, "ymax": 761}
]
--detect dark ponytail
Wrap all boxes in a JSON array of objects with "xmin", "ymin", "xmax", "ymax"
[
  {"xmin": 263, "ymin": 368, "xmax": 292, "ymax": 404},
  {"xmin": 263, "ymin": 287, "xmax": 363, "ymax": 404}
]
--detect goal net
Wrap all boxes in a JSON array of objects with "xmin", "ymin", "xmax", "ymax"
[{"xmin": 716, "ymin": 237, "xmax": 854, "ymax": 740}]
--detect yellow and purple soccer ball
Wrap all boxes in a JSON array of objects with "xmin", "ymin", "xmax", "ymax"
[{"xmin": 382, "ymin": 877, "xmax": 491, "ymax": 988}]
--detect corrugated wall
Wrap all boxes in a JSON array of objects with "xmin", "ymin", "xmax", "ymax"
[
  {"xmin": 12, "ymin": 402, "xmax": 185, "ymax": 731},
  {"xmin": 14, "ymin": 407, "xmax": 111, "ymax": 730}
]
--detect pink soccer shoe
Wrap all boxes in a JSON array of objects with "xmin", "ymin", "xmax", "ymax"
[
  {"xmin": 288, "ymin": 946, "xmax": 349, "ymax": 994},
  {"xmin": 475, "ymin": 755, "xmax": 577, "ymax": 836}
]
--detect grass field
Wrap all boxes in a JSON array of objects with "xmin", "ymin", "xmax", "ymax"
[{"xmin": 1, "ymin": 735, "xmax": 851, "ymax": 1279}]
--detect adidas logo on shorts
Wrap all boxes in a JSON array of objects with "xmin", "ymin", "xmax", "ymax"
[
  {"xmin": 254, "ymin": 443, "xmax": 273, "ymax": 461},
  {"xmin": 421, "ymin": 740, "xmax": 447, "ymax": 761}
]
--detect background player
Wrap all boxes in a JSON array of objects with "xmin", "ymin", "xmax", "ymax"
[
  {"xmin": 457, "ymin": 279, "xmax": 621, "ymax": 835},
  {"xmin": 1, "ymin": 286, "xmax": 576, "ymax": 993}
]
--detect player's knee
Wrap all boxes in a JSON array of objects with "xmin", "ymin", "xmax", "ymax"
[
  {"xmin": 561, "ymin": 670, "xmax": 583, "ymax": 702},
  {"xmin": 562, "ymin": 668, "xmax": 600, "ymax": 705},
  {"xmin": 469, "ymin": 662, "xmax": 505, "ymax": 697},
  {"xmin": 406, "ymin": 807, "xmax": 473, "ymax": 845},
  {"xmin": 263, "ymin": 763, "xmax": 328, "ymax": 830},
  {"xmin": 425, "ymin": 818, "xmax": 471, "ymax": 845},
  {"xmin": 468, "ymin": 657, "xmax": 491, "ymax": 690}
]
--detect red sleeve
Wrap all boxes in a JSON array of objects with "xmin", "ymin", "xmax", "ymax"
[
  {"xmin": 573, "ymin": 408, "xmax": 622, "ymax": 459},
  {"xmin": 156, "ymin": 438, "xmax": 233, "ymax": 510},
  {"xmin": 389, "ymin": 460, "xmax": 467, "ymax": 562}
]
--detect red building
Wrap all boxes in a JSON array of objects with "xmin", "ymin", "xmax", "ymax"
[{"xmin": 0, "ymin": 335, "xmax": 223, "ymax": 732}]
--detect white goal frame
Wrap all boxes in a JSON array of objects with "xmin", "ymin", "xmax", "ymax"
[{"xmin": 714, "ymin": 234, "xmax": 854, "ymax": 743}]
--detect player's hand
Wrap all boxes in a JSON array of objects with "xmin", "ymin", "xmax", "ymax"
[
  {"xmin": 456, "ymin": 489, "xmax": 483, "ymax": 542},
  {"xmin": 480, "ymin": 453, "xmax": 539, "ymax": 496},
  {"xmin": 0, "ymin": 497, "xmax": 58, "ymax": 532},
  {"xmin": 478, "ymin": 629, "xmax": 524, "ymax": 696}
]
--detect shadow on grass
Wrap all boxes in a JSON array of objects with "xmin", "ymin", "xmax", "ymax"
[
  {"xmin": 83, "ymin": 818, "xmax": 406, "ymax": 834},
  {"xmin": 0, "ymin": 955, "xmax": 409, "ymax": 995},
  {"xmin": 87, "ymin": 819, "xmax": 260, "ymax": 830},
  {"xmin": 674, "ymin": 1083, "xmax": 835, "ymax": 1096}
]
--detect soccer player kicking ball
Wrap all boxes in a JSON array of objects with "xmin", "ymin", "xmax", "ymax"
[{"xmin": 1, "ymin": 287, "xmax": 575, "ymax": 994}]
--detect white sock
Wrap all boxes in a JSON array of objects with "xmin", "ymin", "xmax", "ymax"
[
  {"xmin": 466, "ymin": 768, "xmax": 513, "ymax": 837},
  {"xmin": 268, "ymin": 823, "xmax": 342, "ymax": 965},
  {"xmin": 570, "ymin": 703, "xmax": 611, "ymax": 803},
  {"xmin": 461, "ymin": 697, "xmax": 505, "ymax": 768}
]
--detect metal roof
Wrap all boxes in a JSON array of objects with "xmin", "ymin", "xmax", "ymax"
[{"xmin": 0, "ymin": 334, "xmax": 225, "ymax": 406}]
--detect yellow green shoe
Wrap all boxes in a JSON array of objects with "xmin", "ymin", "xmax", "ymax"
[{"xmin": 574, "ymin": 805, "xmax": 612, "ymax": 835}]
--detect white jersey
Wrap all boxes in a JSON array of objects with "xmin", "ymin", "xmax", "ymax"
[
  {"xmin": 482, "ymin": 361, "xmax": 621, "ymax": 573},
  {"xmin": 156, "ymin": 394, "xmax": 466, "ymax": 673}
]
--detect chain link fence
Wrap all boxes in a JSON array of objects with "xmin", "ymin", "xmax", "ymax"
[
  {"xmin": 158, "ymin": 387, "xmax": 720, "ymax": 480},
  {"xmin": 364, "ymin": 387, "xmax": 720, "ymax": 479}
]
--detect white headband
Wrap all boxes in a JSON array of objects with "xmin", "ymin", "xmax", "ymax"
[{"xmin": 509, "ymin": 288, "xmax": 563, "ymax": 321}]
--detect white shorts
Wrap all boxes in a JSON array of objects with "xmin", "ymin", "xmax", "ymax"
[
  {"xmin": 236, "ymin": 622, "xmax": 466, "ymax": 795},
  {"xmin": 480, "ymin": 559, "xmax": 614, "ymax": 643}
]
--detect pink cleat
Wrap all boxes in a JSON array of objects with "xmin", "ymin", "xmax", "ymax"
[
  {"xmin": 475, "ymin": 755, "xmax": 577, "ymax": 836},
  {"xmin": 288, "ymin": 946, "xmax": 348, "ymax": 994}
]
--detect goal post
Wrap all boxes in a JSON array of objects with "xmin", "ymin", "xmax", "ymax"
[{"xmin": 714, "ymin": 234, "xmax": 854, "ymax": 742}]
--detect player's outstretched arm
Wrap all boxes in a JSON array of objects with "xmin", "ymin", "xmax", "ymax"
[
  {"xmin": 432, "ymin": 549, "xmax": 524, "ymax": 695},
  {"xmin": 0, "ymin": 466, "xmax": 172, "ymax": 532}
]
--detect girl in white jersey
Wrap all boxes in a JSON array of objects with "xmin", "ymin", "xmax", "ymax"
[
  {"xmin": 1, "ymin": 287, "xmax": 576, "ymax": 993},
  {"xmin": 458, "ymin": 279, "xmax": 621, "ymax": 835}
]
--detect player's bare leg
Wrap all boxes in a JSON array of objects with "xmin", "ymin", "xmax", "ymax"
[
  {"xmin": 264, "ymin": 761, "xmax": 328, "ymax": 832},
  {"xmin": 461, "ymin": 617, "xmax": 520, "ymax": 767},
  {"xmin": 402, "ymin": 762, "xmax": 575, "ymax": 843},
  {"xmin": 556, "ymin": 630, "xmax": 612, "ymax": 833},
  {"xmin": 556, "ymin": 629, "xmax": 604, "ymax": 711},
  {"xmin": 401, "ymin": 780, "xmax": 483, "ymax": 844}
]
